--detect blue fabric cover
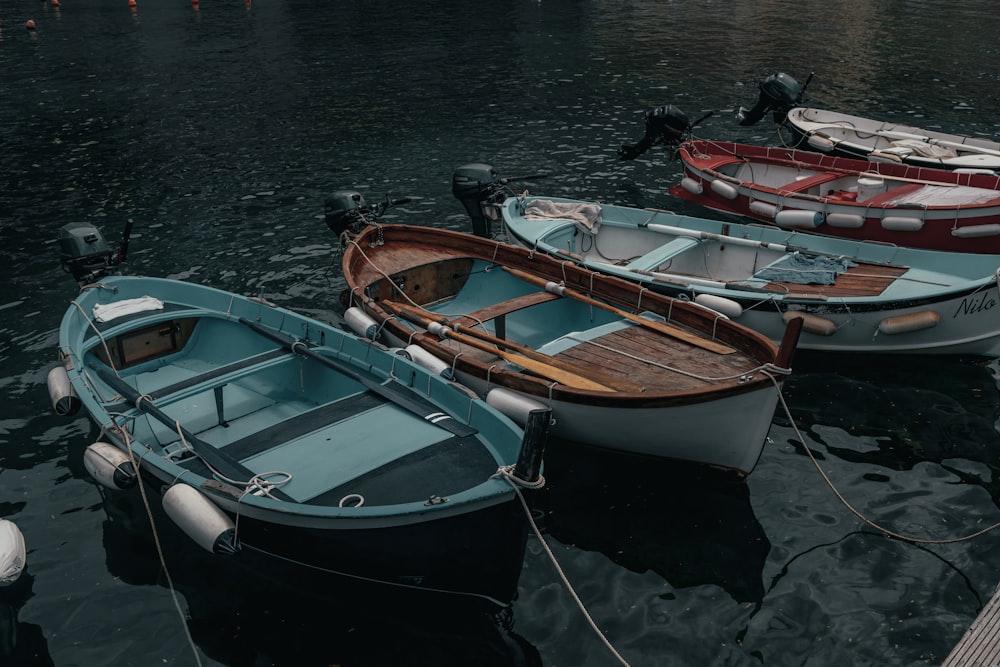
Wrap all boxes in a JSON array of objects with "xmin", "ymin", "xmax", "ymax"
[{"xmin": 754, "ymin": 252, "xmax": 857, "ymax": 285}]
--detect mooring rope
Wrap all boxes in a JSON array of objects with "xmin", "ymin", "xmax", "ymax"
[
  {"xmin": 494, "ymin": 467, "xmax": 631, "ymax": 667},
  {"xmin": 771, "ymin": 375, "xmax": 1000, "ymax": 544}
]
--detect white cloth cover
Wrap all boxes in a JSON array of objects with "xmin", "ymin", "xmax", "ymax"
[
  {"xmin": 93, "ymin": 296, "xmax": 164, "ymax": 323},
  {"xmin": 524, "ymin": 199, "xmax": 603, "ymax": 235}
]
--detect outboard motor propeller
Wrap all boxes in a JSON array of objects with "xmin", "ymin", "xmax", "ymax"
[
  {"xmin": 57, "ymin": 220, "xmax": 132, "ymax": 286},
  {"xmin": 452, "ymin": 163, "xmax": 500, "ymax": 238},
  {"xmin": 618, "ymin": 105, "xmax": 692, "ymax": 161},
  {"xmin": 324, "ymin": 190, "xmax": 367, "ymax": 237},
  {"xmin": 736, "ymin": 71, "xmax": 811, "ymax": 126}
]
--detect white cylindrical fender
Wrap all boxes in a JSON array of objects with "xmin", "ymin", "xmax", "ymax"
[
  {"xmin": 694, "ymin": 294, "xmax": 742, "ymax": 318},
  {"xmin": 0, "ymin": 519, "xmax": 25, "ymax": 586},
  {"xmin": 344, "ymin": 307, "xmax": 380, "ymax": 341},
  {"xmin": 881, "ymin": 216, "xmax": 925, "ymax": 232},
  {"xmin": 47, "ymin": 365, "xmax": 81, "ymax": 417},
  {"xmin": 878, "ymin": 311, "xmax": 940, "ymax": 335},
  {"xmin": 162, "ymin": 484, "xmax": 240, "ymax": 555},
  {"xmin": 404, "ymin": 344, "xmax": 453, "ymax": 379},
  {"xmin": 774, "ymin": 209, "xmax": 824, "ymax": 229},
  {"xmin": 710, "ymin": 179, "xmax": 739, "ymax": 200},
  {"xmin": 782, "ymin": 311, "xmax": 837, "ymax": 336},
  {"xmin": 807, "ymin": 134, "xmax": 836, "ymax": 152},
  {"xmin": 680, "ymin": 176, "xmax": 703, "ymax": 195},
  {"xmin": 486, "ymin": 388, "xmax": 549, "ymax": 427},
  {"xmin": 826, "ymin": 212, "xmax": 866, "ymax": 228},
  {"xmin": 952, "ymin": 224, "xmax": 1000, "ymax": 238},
  {"xmin": 84, "ymin": 442, "xmax": 138, "ymax": 490},
  {"xmin": 749, "ymin": 200, "xmax": 778, "ymax": 219}
]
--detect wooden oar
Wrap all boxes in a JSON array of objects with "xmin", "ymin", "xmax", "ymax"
[
  {"xmin": 383, "ymin": 300, "xmax": 643, "ymax": 392},
  {"xmin": 95, "ymin": 365, "xmax": 294, "ymax": 501},
  {"xmin": 380, "ymin": 301, "xmax": 619, "ymax": 392},
  {"xmin": 501, "ymin": 267, "xmax": 737, "ymax": 355},
  {"xmin": 238, "ymin": 318, "xmax": 478, "ymax": 437},
  {"xmin": 859, "ymin": 171, "xmax": 957, "ymax": 187}
]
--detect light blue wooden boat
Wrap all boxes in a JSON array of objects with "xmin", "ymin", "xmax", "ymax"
[
  {"xmin": 500, "ymin": 194, "xmax": 1000, "ymax": 356},
  {"xmin": 48, "ymin": 274, "xmax": 547, "ymax": 607}
]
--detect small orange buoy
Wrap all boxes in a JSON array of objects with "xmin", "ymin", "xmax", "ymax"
[
  {"xmin": 26, "ymin": 19, "xmax": 37, "ymax": 30},
  {"xmin": 51, "ymin": 0, "xmax": 60, "ymax": 7},
  {"xmin": 128, "ymin": 0, "xmax": 136, "ymax": 6}
]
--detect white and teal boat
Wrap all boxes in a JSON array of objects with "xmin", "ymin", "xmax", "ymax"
[
  {"xmin": 48, "ymin": 247, "xmax": 547, "ymax": 607},
  {"xmin": 500, "ymin": 194, "xmax": 1000, "ymax": 356}
]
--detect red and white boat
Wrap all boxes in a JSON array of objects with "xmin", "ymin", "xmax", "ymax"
[{"xmin": 670, "ymin": 140, "xmax": 1000, "ymax": 254}]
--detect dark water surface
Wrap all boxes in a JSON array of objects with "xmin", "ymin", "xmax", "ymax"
[{"xmin": 3, "ymin": 1, "xmax": 1000, "ymax": 665}]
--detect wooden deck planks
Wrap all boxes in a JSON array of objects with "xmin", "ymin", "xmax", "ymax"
[
  {"xmin": 552, "ymin": 324, "xmax": 753, "ymax": 392},
  {"xmin": 942, "ymin": 582, "xmax": 1000, "ymax": 667}
]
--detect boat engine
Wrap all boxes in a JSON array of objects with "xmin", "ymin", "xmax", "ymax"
[
  {"xmin": 324, "ymin": 190, "xmax": 368, "ymax": 237},
  {"xmin": 618, "ymin": 104, "xmax": 691, "ymax": 161},
  {"xmin": 736, "ymin": 71, "xmax": 811, "ymax": 126},
  {"xmin": 453, "ymin": 163, "xmax": 503, "ymax": 238},
  {"xmin": 58, "ymin": 220, "xmax": 132, "ymax": 286}
]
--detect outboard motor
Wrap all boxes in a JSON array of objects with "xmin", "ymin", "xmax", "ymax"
[
  {"xmin": 452, "ymin": 163, "xmax": 501, "ymax": 238},
  {"xmin": 324, "ymin": 190, "xmax": 367, "ymax": 237},
  {"xmin": 736, "ymin": 72, "xmax": 810, "ymax": 126},
  {"xmin": 618, "ymin": 105, "xmax": 691, "ymax": 161},
  {"xmin": 58, "ymin": 221, "xmax": 131, "ymax": 286}
]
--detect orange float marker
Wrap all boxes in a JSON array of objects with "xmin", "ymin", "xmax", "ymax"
[
  {"xmin": 128, "ymin": 0, "xmax": 136, "ymax": 6},
  {"xmin": 25, "ymin": 19, "xmax": 37, "ymax": 30},
  {"xmin": 51, "ymin": 0, "xmax": 60, "ymax": 7}
]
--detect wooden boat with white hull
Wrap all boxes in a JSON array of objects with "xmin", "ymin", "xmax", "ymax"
[
  {"xmin": 48, "ymin": 223, "xmax": 548, "ymax": 607},
  {"xmin": 339, "ymin": 221, "xmax": 801, "ymax": 477},
  {"xmin": 671, "ymin": 140, "xmax": 1000, "ymax": 254},
  {"xmin": 499, "ymin": 194, "xmax": 1000, "ymax": 357}
]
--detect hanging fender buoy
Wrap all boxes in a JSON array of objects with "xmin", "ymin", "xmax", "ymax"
[
  {"xmin": 344, "ymin": 307, "xmax": 380, "ymax": 341},
  {"xmin": 47, "ymin": 365, "xmax": 81, "ymax": 416},
  {"xmin": 952, "ymin": 224, "xmax": 1000, "ymax": 238},
  {"xmin": 161, "ymin": 484, "xmax": 240, "ymax": 555},
  {"xmin": 749, "ymin": 200, "xmax": 778, "ymax": 219},
  {"xmin": 709, "ymin": 179, "xmax": 739, "ymax": 200},
  {"xmin": 680, "ymin": 177, "xmax": 703, "ymax": 195},
  {"xmin": 782, "ymin": 311, "xmax": 837, "ymax": 336},
  {"xmin": 84, "ymin": 442, "xmax": 138, "ymax": 490},
  {"xmin": 774, "ymin": 209, "xmax": 824, "ymax": 229},
  {"xmin": 0, "ymin": 519, "xmax": 26, "ymax": 586},
  {"xmin": 878, "ymin": 311, "xmax": 940, "ymax": 335},
  {"xmin": 694, "ymin": 294, "xmax": 742, "ymax": 318},
  {"xmin": 486, "ymin": 388, "xmax": 550, "ymax": 428},
  {"xmin": 807, "ymin": 134, "xmax": 836, "ymax": 152},
  {"xmin": 881, "ymin": 216, "xmax": 924, "ymax": 232},
  {"xmin": 826, "ymin": 212, "xmax": 866, "ymax": 228},
  {"xmin": 404, "ymin": 344, "xmax": 454, "ymax": 379}
]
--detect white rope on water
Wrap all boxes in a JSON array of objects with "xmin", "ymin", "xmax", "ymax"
[
  {"xmin": 771, "ymin": 375, "xmax": 1000, "ymax": 544},
  {"xmin": 104, "ymin": 425, "xmax": 205, "ymax": 667},
  {"xmin": 494, "ymin": 467, "xmax": 632, "ymax": 667}
]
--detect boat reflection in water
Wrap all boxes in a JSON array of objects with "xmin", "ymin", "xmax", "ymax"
[
  {"xmin": 94, "ymin": 482, "xmax": 542, "ymax": 667},
  {"xmin": 536, "ymin": 439, "xmax": 770, "ymax": 605}
]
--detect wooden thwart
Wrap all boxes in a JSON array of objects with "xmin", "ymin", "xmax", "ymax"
[
  {"xmin": 382, "ymin": 300, "xmax": 638, "ymax": 393},
  {"xmin": 501, "ymin": 267, "xmax": 738, "ymax": 355}
]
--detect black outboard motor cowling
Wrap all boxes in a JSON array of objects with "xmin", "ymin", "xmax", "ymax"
[
  {"xmin": 736, "ymin": 72, "xmax": 804, "ymax": 126},
  {"xmin": 58, "ymin": 222, "xmax": 115, "ymax": 284},
  {"xmin": 618, "ymin": 105, "xmax": 690, "ymax": 160},
  {"xmin": 324, "ymin": 191, "xmax": 367, "ymax": 236},
  {"xmin": 452, "ymin": 163, "xmax": 500, "ymax": 238}
]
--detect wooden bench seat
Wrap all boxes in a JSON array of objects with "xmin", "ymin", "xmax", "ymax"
[{"xmin": 455, "ymin": 290, "xmax": 562, "ymax": 338}]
